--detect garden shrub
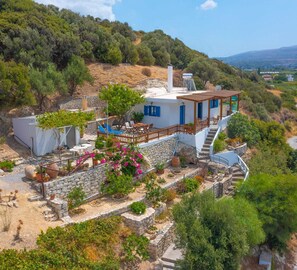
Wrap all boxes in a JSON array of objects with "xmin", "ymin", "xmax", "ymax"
[
  {"xmin": 95, "ymin": 136, "xmax": 105, "ymax": 149},
  {"xmin": 130, "ymin": 202, "xmax": 146, "ymax": 215},
  {"xmin": 0, "ymin": 136, "xmax": 6, "ymax": 145},
  {"xmin": 131, "ymin": 111, "xmax": 144, "ymax": 123},
  {"xmin": 67, "ymin": 186, "xmax": 85, "ymax": 210},
  {"xmin": 141, "ymin": 67, "xmax": 152, "ymax": 77},
  {"xmin": 213, "ymin": 139, "xmax": 226, "ymax": 153},
  {"xmin": 123, "ymin": 234, "xmax": 149, "ymax": 261},
  {"xmin": 184, "ymin": 178, "xmax": 199, "ymax": 193},
  {"xmin": 0, "ymin": 160, "xmax": 15, "ymax": 172},
  {"xmin": 163, "ymin": 189, "xmax": 177, "ymax": 203},
  {"xmin": 145, "ymin": 177, "xmax": 165, "ymax": 207},
  {"xmin": 103, "ymin": 173, "xmax": 133, "ymax": 198},
  {"xmin": 218, "ymin": 132, "xmax": 227, "ymax": 140}
]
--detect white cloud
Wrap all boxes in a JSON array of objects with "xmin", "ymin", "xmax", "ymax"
[
  {"xmin": 200, "ymin": 0, "xmax": 218, "ymax": 10},
  {"xmin": 34, "ymin": 0, "xmax": 120, "ymax": 21}
]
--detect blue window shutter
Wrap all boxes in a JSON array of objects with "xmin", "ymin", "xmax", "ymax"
[
  {"xmin": 215, "ymin": 99, "xmax": 218, "ymax": 107},
  {"xmin": 210, "ymin": 100, "xmax": 213, "ymax": 109},
  {"xmin": 156, "ymin": 106, "xmax": 161, "ymax": 117},
  {"xmin": 144, "ymin": 105, "xmax": 149, "ymax": 116}
]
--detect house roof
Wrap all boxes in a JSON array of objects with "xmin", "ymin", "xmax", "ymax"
[{"xmin": 177, "ymin": 90, "xmax": 241, "ymax": 102}]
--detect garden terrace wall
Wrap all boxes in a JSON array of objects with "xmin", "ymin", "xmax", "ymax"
[
  {"xmin": 148, "ymin": 222, "xmax": 175, "ymax": 260},
  {"xmin": 43, "ymin": 164, "xmax": 108, "ymax": 199},
  {"xmin": 140, "ymin": 135, "xmax": 178, "ymax": 167}
]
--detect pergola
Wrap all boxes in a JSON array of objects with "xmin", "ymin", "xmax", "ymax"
[{"xmin": 177, "ymin": 90, "xmax": 241, "ymax": 128}]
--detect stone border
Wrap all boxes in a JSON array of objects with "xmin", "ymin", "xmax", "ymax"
[{"xmin": 149, "ymin": 222, "xmax": 175, "ymax": 260}]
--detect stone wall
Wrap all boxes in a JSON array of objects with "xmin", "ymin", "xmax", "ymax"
[
  {"xmin": 43, "ymin": 164, "xmax": 108, "ymax": 199},
  {"xmin": 59, "ymin": 96, "xmax": 104, "ymax": 110},
  {"xmin": 121, "ymin": 208, "xmax": 155, "ymax": 235},
  {"xmin": 148, "ymin": 222, "xmax": 175, "ymax": 260},
  {"xmin": 47, "ymin": 198, "xmax": 68, "ymax": 219},
  {"xmin": 140, "ymin": 136, "xmax": 178, "ymax": 167}
]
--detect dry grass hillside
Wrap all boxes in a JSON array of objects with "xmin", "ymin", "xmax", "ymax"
[{"xmin": 76, "ymin": 63, "xmax": 184, "ymax": 97}]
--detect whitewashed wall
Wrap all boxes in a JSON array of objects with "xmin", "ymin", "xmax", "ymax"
[{"xmin": 13, "ymin": 116, "xmax": 36, "ymax": 151}]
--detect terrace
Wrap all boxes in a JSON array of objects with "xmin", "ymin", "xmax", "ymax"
[{"xmin": 97, "ymin": 90, "xmax": 240, "ymax": 144}]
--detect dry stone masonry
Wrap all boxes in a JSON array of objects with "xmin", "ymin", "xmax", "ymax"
[
  {"xmin": 121, "ymin": 207, "xmax": 155, "ymax": 235},
  {"xmin": 43, "ymin": 164, "xmax": 108, "ymax": 199},
  {"xmin": 140, "ymin": 136, "xmax": 178, "ymax": 167}
]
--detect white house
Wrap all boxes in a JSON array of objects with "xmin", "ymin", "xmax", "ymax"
[
  {"xmin": 135, "ymin": 66, "xmax": 240, "ymax": 131},
  {"xmin": 13, "ymin": 116, "xmax": 80, "ymax": 156}
]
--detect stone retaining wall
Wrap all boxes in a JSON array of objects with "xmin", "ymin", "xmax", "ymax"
[
  {"xmin": 47, "ymin": 198, "xmax": 68, "ymax": 219},
  {"xmin": 121, "ymin": 208, "xmax": 155, "ymax": 235},
  {"xmin": 59, "ymin": 96, "xmax": 104, "ymax": 110},
  {"xmin": 140, "ymin": 136, "xmax": 178, "ymax": 167},
  {"xmin": 149, "ymin": 222, "xmax": 175, "ymax": 260},
  {"xmin": 43, "ymin": 164, "xmax": 108, "ymax": 199},
  {"xmin": 227, "ymin": 143, "xmax": 247, "ymax": 156}
]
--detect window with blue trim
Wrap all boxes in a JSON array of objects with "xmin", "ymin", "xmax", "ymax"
[
  {"xmin": 144, "ymin": 105, "xmax": 161, "ymax": 117},
  {"xmin": 210, "ymin": 99, "xmax": 219, "ymax": 108}
]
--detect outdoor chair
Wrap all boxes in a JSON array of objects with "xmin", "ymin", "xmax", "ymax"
[
  {"xmin": 130, "ymin": 120, "xmax": 135, "ymax": 126},
  {"xmin": 105, "ymin": 124, "xmax": 124, "ymax": 136},
  {"xmin": 98, "ymin": 125, "xmax": 107, "ymax": 134},
  {"xmin": 125, "ymin": 122, "xmax": 133, "ymax": 133}
]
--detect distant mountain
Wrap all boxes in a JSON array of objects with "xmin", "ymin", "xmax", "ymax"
[{"xmin": 219, "ymin": 45, "xmax": 297, "ymax": 69}]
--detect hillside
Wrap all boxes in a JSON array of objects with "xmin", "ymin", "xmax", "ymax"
[
  {"xmin": 0, "ymin": 0, "xmax": 284, "ymax": 122},
  {"xmin": 220, "ymin": 45, "xmax": 297, "ymax": 69}
]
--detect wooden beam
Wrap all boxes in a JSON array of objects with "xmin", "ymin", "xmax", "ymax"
[
  {"xmin": 194, "ymin": 101, "xmax": 197, "ymax": 133},
  {"xmin": 237, "ymin": 94, "xmax": 240, "ymax": 112},
  {"xmin": 220, "ymin": 98, "xmax": 223, "ymax": 119},
  {"xmin": 208, "ymin": 99, "xmax": 210, "ymax": 126},
  {"xmin": 229, "ymin": 96, "xmax": 232, "ymax": 114}
]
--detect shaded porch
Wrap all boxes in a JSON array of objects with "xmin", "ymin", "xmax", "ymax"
[{"xmin": 177, "ymin": 90, "xmax": 241, "ymax": 133}]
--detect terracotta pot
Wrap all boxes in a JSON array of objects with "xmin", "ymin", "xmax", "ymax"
[
  {"xmin": 171, "ymin": 156, "xmax": 180, "ymax": 167},
  {"xmin": 93, "ymin": 159, "xmax": 99, "ymax": 166},
  {"xmin": 50, "ymin": 194, "xmax": 55, "ymax": 200},
  {"xmin": 46, "ymin": 163, "xmax": 59, "ymax": 179},
  {"xmin": 157, "ymin": 169, "xmax": 164, "ymax": 175},
  {"xmin": 35, "ymin": 173, "xmax": 43, "ymax": 182},
  {"xmin": 25, "ymin": 165, "xmax": 36, "ymax": 180}
]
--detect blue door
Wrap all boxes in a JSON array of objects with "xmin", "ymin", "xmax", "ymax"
[
  {"xmin": 180, "ymin": 105, "xmax": 185, "ymax": 125},
  {"xmin": 198, "ymin": 102, "xmax": 203, "ymax": 119}
]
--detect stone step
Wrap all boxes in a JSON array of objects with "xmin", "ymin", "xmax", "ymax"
[
  {"xmin": 28, "ymin": 195, "xmax": 43, "ymax": 202},
  {"xmin": 200, "ymin": 150, "xmax": 209, "ymax": 155},
  {"xmin": 162, "ymin": 257, "xmax": 177, "ymax": 264}
]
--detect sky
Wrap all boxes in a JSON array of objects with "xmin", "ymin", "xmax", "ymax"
[{"xmin": 34, "ymin": 0, "xmax": 297, "ymax": 57}]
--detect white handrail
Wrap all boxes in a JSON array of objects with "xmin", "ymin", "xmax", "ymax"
[
  {"xmin": 209, "ymin": 126, "xmax": 221, "ymax": 156},
  {"xmin": 237, "ymin": 155, "xmax": 249, "ymax": 181}
]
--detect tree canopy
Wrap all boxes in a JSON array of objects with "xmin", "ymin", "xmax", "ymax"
[
  {"xmin": 173, "ymin": 191, "xmax": 265, "ymax": 270},
  {"xmin": 99, "ymin": 84, "xmax": 145, "ymax": 125},
  {"xmin": 237, "ymin": 174, "xmax": 297, "ymax": 250}
]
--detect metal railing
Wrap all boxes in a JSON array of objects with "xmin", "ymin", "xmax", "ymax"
[{"xmin": 237, "ymin": 155, "xmax": 249, "ymax": 181}]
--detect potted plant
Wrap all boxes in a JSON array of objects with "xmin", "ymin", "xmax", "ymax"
[
  {"xmin": 131, "ymin": 112, "xmax": 144, "ymax": 123},
  {"xmin": 184, "ymin": 122, "xmax": 195, "ymax": 134},
  {"xmin": 155, "ymin": 163, "xmax": 165, "ymax": 175},
  {"xmin": 171, "ymin": 155, "xmax": 180, "ymax": 167},
  {"xmin": 35, "ymin": 166, "xmax": 46, "ymax": 182},
  {"xmin": 180, "ymin": 156, "xmax": 187, "ymax": 168}
]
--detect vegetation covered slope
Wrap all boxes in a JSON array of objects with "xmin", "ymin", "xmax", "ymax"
[{"xmin": 0, "ymin": 0, "xmax": 282, "ymax": 120}]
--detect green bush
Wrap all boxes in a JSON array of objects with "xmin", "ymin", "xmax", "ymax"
[
  {"xmin": 227, "ymin": 113, "xmax": 260, "ymax": 147},
  {"xmin": 0, "ymin": 160, "xmax": 15, "ymax": 172},
  {"xmin": 103, "ymin": 173, "xmax": 133, "ymax": 198},
  {"xmin": 130, "ymin": 202, "xmax": 146, "ymax": 215},
  {"xmin": 141, "ymin": 67, "xmax": 152, "ymax": 77},
  {"xmin": 131, "ymin": 112, "xmax": 144, "ymax": 123},
  {"xmin": 95, "ymin": 136, "xmax": 105, "ymax": 149},
  {"xmin": 213, "ymin": 139, "xmax": 226, "ymax": 153},
  {"xmin": 145, "ymin": 177, "xmax": 165, "ymax": 207},
  {"xmin": 218, "ymin": 132, "xmax": 227, "ymax": 140},
  {"xmin": 184, "ymin": 178, "xmax": 199, "ymax": 193},
  {"xmin": 0, "ymin": 136, "xmax": 6, "ymax": 145},
  {"xmin": 123, "ymin": 234, "xmax": 149, "ymax": 261},
  {"xmin": 67, "ymin": 186, "xmax": 85, "ymax": 210}
]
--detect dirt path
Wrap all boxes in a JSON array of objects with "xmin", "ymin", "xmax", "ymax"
[{"xmin": 0, "ymin": 172, "xmax": 62, "ymax": 250}]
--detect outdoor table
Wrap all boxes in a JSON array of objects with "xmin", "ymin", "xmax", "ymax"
[
  {"xmin": 69, "ymin": 143, "xmax": 92, "ymax": 156},
  {"xmin": 132, "ymin": 123, "xmax": 150, "ymax": 134}
]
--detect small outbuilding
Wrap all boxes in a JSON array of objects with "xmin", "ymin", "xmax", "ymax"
[{"xmin": 13, "ymin": 115, "xmax": 80, "ymax": 156}]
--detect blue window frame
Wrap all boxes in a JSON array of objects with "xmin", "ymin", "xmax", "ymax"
[
  {"xmin": 210, "ymin": 99, "xmax": 219, "ymax": 109},
  {"xmin": 144, "ymin": 105, "xmax": 161, "ymax": 117}
]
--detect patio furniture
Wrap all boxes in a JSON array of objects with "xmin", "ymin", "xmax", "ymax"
[
  {"xmin": 105, "ymin": 124, "xmax": 124, "ymax": 136},
  {"xmin": 125, "ymin": 122, "xmax": 133, "ymax": 133},
  {"xmin": 130, "ymin": 120, "xmax": 135, "ymax": 126},
  {"xmin": 98, "ymin": 125, "xmax": 107, "ymax": 134}
]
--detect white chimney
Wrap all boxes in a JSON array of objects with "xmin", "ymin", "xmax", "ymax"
[{"xmin": 167, "ymin": 65, "xmax": 173, "ymax": 92}]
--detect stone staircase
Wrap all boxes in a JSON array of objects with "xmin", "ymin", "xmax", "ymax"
[
  {"xmin": 161, "ymin": 244, "xmax": 182, "ymax": 269},
  {"xmin": 198, "ymin": 128, "xmax": 218, "ymax": 164},
  {"xmin": 225, "ymin": 164, "xmax": 245, "ymax": 196}
]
